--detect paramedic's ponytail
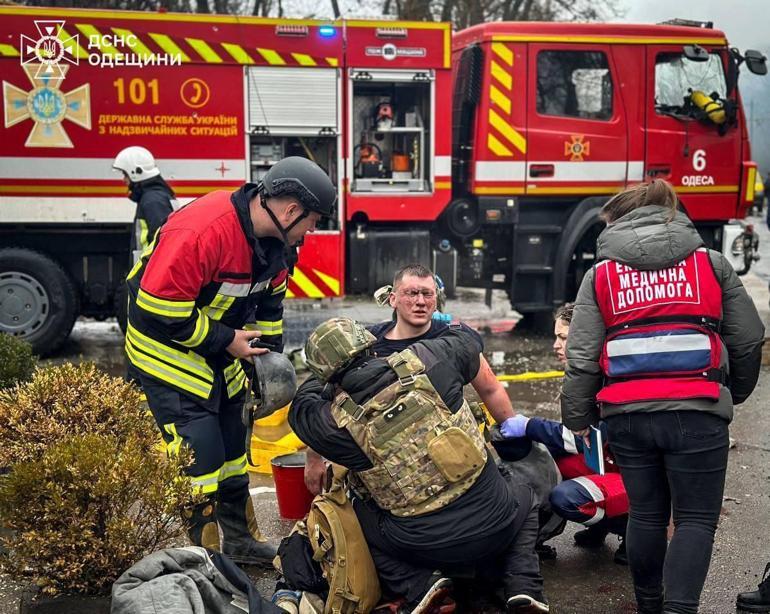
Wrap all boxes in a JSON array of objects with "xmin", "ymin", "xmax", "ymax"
[{"xmin": 600, "ymin": 179, "xmax": 679, "ymax": 224}]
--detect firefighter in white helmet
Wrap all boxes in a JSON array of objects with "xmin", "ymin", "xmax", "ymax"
[{"xmin": 113, "ymin": 146, "xmax": 177, "ymax": 263}]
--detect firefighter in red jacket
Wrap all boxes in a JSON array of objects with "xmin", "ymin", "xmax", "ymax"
[{"xmin": 125, "ymin": 157, "xmax": 336, "ymax": 564}]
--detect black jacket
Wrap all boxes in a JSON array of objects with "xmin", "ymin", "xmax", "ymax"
[
  {"xmin": 290, "ymin": 326, "xmax": 519, "ymax": 549},
  {"xmin": 129, "ymin": 176, "xmax": 175, "ymax": 253}
]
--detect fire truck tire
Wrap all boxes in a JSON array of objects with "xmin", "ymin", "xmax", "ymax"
[
  {"xmin": 0, "ymin": 248, "xmax": 78, "ymax": 357},
  {"xmin": 114, "ymin": 281, "xmax": 128, "ymax": 335}
]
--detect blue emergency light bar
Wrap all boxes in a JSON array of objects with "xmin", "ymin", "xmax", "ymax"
[{"xmin": 319, "ymin": 25, "xmax": 337, "ymax": 38}]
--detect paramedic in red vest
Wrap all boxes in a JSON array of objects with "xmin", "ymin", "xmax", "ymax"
[
  {"xmin": 561, "ymin": 179, "xmax": 764, "ymax": 614},
  {"xmin": 125, "ymin": 157, "xmax": 336, "ymax": 564}
]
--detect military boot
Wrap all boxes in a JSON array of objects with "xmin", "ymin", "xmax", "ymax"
[
  {"xmin": 737, "ymin": 562, "xmax": 770, "ymax": 612},
  {"xmin": 218, "ymin": 493, "xmax": 277, "ymax": 566},
  {"xmin": 184, "ymin": 500, "xmax": 221, "ymax": 551}
]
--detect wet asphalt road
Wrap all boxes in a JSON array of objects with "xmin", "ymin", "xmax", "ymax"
[{"xmin": 3, "ymin": 224, "xmax": 770, "ymax": 613}]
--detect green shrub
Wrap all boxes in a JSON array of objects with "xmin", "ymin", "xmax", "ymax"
[
  {"xmin": 0, "ymin": 362, "xmax": 151, "ymax": 466},
  {"xmin": 0, "ymin": 432, "xmax": 196, "ymax": 596},
  {"xmin": 0, "ymin": 333, "xmax": 35, "ymax": 390}
]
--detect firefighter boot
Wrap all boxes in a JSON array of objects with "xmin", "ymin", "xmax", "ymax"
[
  {"xmin": 737, "ymin": 562, "xmax": 770, "ymax": 612},
  {"xmin": 184, "ymin": 500, "xmax": 221, "ymax": 551},
  {"xmin": 219, "ymin": 493, "xmax": 277, "ymax": 566}
]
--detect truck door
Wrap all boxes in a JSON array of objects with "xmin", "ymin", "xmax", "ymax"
[
  {"xmin": 526, "ymin": 43, "xmax": 629, "ymax": 195},
  {"xmin": 645, "ymin": 46, "xmax": 740, "ymax": 221},
  {"xmin": 246, "ymin": 66, "xmax": 344, "ymax": 298}
]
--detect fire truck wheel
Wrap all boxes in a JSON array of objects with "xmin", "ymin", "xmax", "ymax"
[{"xmin": 0, "ymin": 248, "xmax": 78, "ymax": 357}]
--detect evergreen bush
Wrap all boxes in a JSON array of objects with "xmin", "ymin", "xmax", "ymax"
[
  {"xmin": 0, "ymin": 362, "xmax": 151, "ymax": 467},
  {"xmin": 0, "ymin": 432, "xmax": 194, "ymax": 596},
  {"xmin": 0, "ymin": 333, "xmax": 35, "ymax": 390}
]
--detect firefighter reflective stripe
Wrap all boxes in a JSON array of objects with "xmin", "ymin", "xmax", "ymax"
[
  {"xmin": 125, "ymin": 340, "xmax": 212, "ymax": 398},
  {"xmin": 137, "ymin": 289, "xmax": 195, "ymax": 318},
  {"xmin": 220, "ymin": 454, "xmax": 248, "ymax": 481},
  {"xmin": 202, "ymin": 293, "xmax": 236, "ymax": 321},
  {"xmin": 191, "ymin": 469, "xmax": 220, "ymax": 495},
  {"xmin": 178, "ymin": 310, "xmax": 211, "ymax": 348},
  {"xmin": 136, "ymin": 218, "xmax": 149, "ymax": 252},
  {"xmin": 127, "ymin": 234, "xmax": 159, "ymax": 280},
  {"xmin": 163, "ymin": 423, "xmax": 184, "ymax": 457},
  {"xmin": 256, "ymin": 319, "xmax": 283, "ymax": 336},
  {"xmin": 125, "ymin": 323, "xmax": 214, "ymax": 397},
  {"xmin": 224, "ymin": 360, "xmax": 246, "ymax": 398},
  {"xmin": 271, "ymin": 279, "xmax": 288, "ymax": 295},
  {"xmin": 606, "ymin": 329, "xmax": 711, "ymax": 377}
]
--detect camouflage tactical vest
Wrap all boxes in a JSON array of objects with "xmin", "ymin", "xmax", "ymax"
[{"xmin": 330, "ymin": 348, "xmax": 488, "ymax": 517}]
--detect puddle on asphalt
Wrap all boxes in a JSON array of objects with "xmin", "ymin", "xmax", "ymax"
[
  {"xmin": 44, "ymin": 320, "xmax": 565, "ymax": 421},
  {"xmin": 477, "ymin": 331, "xmax": 564, "ymax": 421},
  {"xmin": 41, "ymin": 320, "xmax": 127, "ymax": 379}
]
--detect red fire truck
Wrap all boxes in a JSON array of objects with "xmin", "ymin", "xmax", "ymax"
[{"xmin": 0, "ymin": 8, "xmax": 765, "ymax": 354}]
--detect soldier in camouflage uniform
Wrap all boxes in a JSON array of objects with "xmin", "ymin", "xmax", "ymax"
[{"xmin": 290, "ymin": 317, "xmax": 548, "ymax": 614}]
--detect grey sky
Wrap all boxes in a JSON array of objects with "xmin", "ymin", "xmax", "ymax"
[{"xmin": 619, "ymin": 0, "xmax": 769, "ymax": 53}]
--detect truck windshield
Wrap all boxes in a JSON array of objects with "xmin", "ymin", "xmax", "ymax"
[{"xmin": 655, "ymin": 52, "xmax": 727, "ymax": 112}]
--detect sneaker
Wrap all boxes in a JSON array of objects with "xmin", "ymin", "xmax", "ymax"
[
  {"xmin": 573, "ymin": 524, "xmax": 608, "ymax": 549},
  {"xmin": 736, "ymin": 562, "xmax": 770, "ymax": 612},
  {"xmin": 506, "ymin": 594, "xmax": 549, "ymax": 613},
  {"xmin": 410, "ymin": 577, "xmax": 453, "ymax": 614},
  {"xmin": 613, "ymin": 536, "xmax": 628, "ymax": 566}
]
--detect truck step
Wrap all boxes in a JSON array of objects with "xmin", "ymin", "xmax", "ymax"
[{"xmin": 515, "ymin": 265, "xmax": 554, "ymax": 274}]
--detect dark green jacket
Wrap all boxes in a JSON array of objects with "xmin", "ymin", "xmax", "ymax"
[{"xmin": 561, "ymin": 206, "xmax": 764, "ymax": 430}]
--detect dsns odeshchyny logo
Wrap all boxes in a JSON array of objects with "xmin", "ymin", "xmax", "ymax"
[
  {"xmin": 4, "ymin": 19, "xmax": 90, "ymax": 147},
  {"xmin": 20, "ymin": 19, "xmax": 79, "ymax": 80}
]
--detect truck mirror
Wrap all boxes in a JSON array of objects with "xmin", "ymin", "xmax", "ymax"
[
  {"xmin": 744, "ymin": 50, "xmax": 767, "ymax": 75},
  {"xmin": 683, "ymin": 45, "xmax": 709, "ymax": 62}
]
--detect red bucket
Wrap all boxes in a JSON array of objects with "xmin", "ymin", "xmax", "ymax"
[{"xmin": 271, "ymin": 451, "xmax": 315, "ymax": 520}]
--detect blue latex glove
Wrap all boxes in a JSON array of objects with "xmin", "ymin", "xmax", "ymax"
[{"xmin": 500, "ymin": 414, "xmax": 530, "ymax": 438}]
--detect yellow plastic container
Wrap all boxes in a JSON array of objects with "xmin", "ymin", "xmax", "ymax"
[
  {"xmin": 247, "ymin": 403, "xmax": 305, "ymax": 474},
  {"xmin": 254, "ymin": 404, "xmax": 290, "ymax": 427}
]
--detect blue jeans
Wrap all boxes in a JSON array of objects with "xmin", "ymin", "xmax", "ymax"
[{"xmin": 606, "ymin": 411, "xmax": 729, "ymax": 614}]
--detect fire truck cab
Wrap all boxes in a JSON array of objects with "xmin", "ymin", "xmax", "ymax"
[{"xmin": 447, "ymin": 20, "xmax": 766, "ymax": 320}]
